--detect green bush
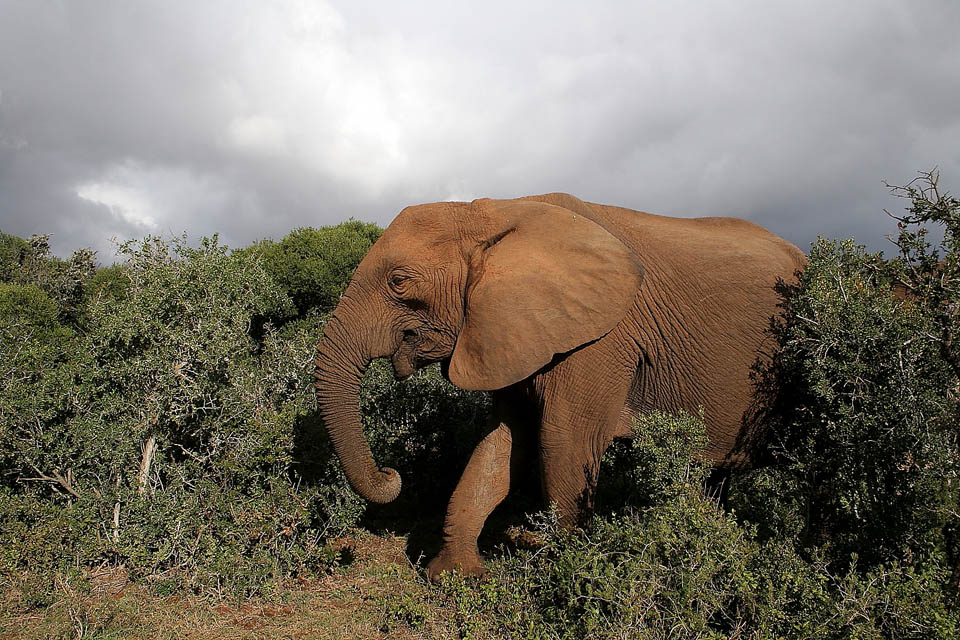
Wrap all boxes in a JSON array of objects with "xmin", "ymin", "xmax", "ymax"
[
  {"xmin": 360, "ymin": 360, "xmax": 491, "ymax": 517},
  {"xmin": 598, "ymin": 409, "xmax": 709, "ymax": 512},
  {"xmin": 733, "ymin": 236, "xmax": 957, "ymax": 561},
  {"xmin": 424, "ymin": 411, "xmax": 959, "ymax": 640},
  {"xmin": 86, "ymin": 263, "xmax": 131, "ymax": 303},
  {"xmin": 0, "ymin": 232, "xmax": 96, "ymax": 327},
  {"xmin": 0, "ymin": 281, "xmax": 66, "ymax": 332},
  {"xmin": 0, "ymin": 283, "xmax": 83, "ymax": 500},
  {"xmin": 0, "ymin": 231, "xmax": 31, "ymax": 282},
  {"xmin": 0, "ymin": 225, "xmax": 489, "ymax": 599},
  {"xmin": 731, "ymin": 173, "xmax": 959, "ymax": 572},
  {"xmin": 0, "ymin": 235, "xmax": 363, "ymax": 597}
]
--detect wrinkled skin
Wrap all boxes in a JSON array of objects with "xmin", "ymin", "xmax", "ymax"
[{"xmin": 313, "ymin": 193, "xmax": 806, "ymax": 580}]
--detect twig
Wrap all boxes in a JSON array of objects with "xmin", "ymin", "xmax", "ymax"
[
  {"xmin": 23, "ymin": 463, "xmax": 82, "ymax": 499},
  {"xmin": 112, "ymin": 473, "xmax": 121, "ymax": 545},
  {"xmin": 138, "ymin": 435, "xmax": 157, "ymax": 496}
]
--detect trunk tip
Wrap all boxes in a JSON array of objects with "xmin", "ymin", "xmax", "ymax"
[{"xmin": 366, "ymin": 467, "xmax": 402, "ymax": 504}]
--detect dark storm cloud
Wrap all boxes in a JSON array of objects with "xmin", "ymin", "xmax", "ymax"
[{"xmin": 1, "ymin": 1, "xmax": 958, "ymax": 260}]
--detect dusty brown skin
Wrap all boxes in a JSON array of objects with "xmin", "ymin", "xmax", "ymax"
[{"xmin": 313, "ymin": 193, "xmax": 806, "ymax": 580}]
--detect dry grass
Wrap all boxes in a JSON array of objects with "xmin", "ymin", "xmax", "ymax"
[{"xmin": 0, "ymin": 532, "xmax": 461, "ymax": 640}]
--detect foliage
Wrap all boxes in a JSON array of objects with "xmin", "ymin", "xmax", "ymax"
[
  {"xmin": 731, "ymin": 171, "xmax": 960, "ymax": 574},
  {"xmin": 598, "ymin": 409, "xmax": 709, "ymax": 512},
  {"xmin": 87, "ymin": 263, "xmax": 131, "ymax": 303},
  {"xmin": 0, "ymin": 232, "xmax": 96, "ymax": 327},
  {"xmin": 360, "ymin": 360, "xmax": 490, "ymax": 516},
  {"xmin": 0, "ymin": 235, "xmax": 363, "ymax": 597},
  {"xmin": 0, "ymin": 281, "xmax": 65, "ymax": 332},
  {"xmin": 0, "ymin": 222, "xmax": 487, "ymax": 601},
  {"xmin": 0, "ymin": 283, "xmax": 82, "ymax": 514},
  {"xmin": 422, "ymin": 411, "xmax": 958, "ymax": 640},
  {"xmin": 250, "ymin": 221, "xmax": 383, "ymax": 316},
  {"xmin": 0, "ymin": 231, "xmax": 31, "ymax": 282},
  {"xmin": 0, "ymin": 225, "xmax": 487, "ymax": 601},
  {"xmin": 884, "ymin": 169, "xmax": 960, "ymax": 378}
]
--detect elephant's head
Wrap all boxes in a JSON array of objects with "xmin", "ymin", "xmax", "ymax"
[{"xmin": 313, "ymin": 195, "xmax": 643, "ymax": 503}]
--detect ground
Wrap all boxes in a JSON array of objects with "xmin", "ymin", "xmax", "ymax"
[{"xmin": 0, "ymin": 532, "xmax": 470, "ymax": 640}]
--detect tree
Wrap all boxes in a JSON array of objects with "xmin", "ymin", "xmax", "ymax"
[
  {"xmin": 0, "ymin": 232, "xmax": 96, "ymax": 327},
  {"xmin": 884, "ymin": 169, "xmax": 960, "ymax": 380},
  {"xmin": 252, "ymin": 221, "xmax": 382, "ymax": 316}
]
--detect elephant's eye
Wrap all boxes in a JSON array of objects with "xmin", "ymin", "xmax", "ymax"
[{"xmin": 388, "ymin": 271, "xmax": 411, "ymax": 295}]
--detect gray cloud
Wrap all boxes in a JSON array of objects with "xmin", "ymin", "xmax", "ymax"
[{"xmin": 1, "ymin": 0, "xmax": 958, "ymax": 261}]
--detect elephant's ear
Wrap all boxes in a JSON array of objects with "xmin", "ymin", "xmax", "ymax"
[{"xmin": 448, "ymin": 200, "xmax": 643, "ymax": 391}]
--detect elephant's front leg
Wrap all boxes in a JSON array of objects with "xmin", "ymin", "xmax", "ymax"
[{"xmin": 426, "ymin": 393, "xmax": 531, "ymax": 581}]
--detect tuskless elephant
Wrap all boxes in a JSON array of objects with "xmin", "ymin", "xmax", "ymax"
[{"xmin": 313, "ymin": 192, "xmax": 806, "ymax": 579}]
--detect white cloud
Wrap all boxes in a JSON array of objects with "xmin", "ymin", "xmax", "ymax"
[
  {"xmin": 227, "ymin": 115, "xmax": 288, "ymax": 156},
  {"xmin": 75, "ymin": 161, "xmax": 234, "ymax": 239},
  {"xmin": 76, "ymin": 181, "xmax": 159, "ymax": 230}
]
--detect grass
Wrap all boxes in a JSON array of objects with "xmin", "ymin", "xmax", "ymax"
[{"xmin": 0, "ymin": 531, "xmax": 465, "ymax": 640}]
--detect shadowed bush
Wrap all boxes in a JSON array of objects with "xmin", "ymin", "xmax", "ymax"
[
  {"xmin": 360, "ymin": 360, "xmax": 491, "ymax": 518},
  {"xmin": 732, "ymin": 172, "xmax": 959, "ymax": 577}
]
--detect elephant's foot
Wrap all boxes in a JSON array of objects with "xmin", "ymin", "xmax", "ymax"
[{"xmin": 425, "ymin": 547, "xmax": 486, "ymax": 583}]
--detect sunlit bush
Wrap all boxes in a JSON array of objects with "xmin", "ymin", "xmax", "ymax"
[
  {"xmin": 0, "ymin": 236, "xmax": 362, "ymax": 596},
  {"xmin": 250, "ymin": 221, "xmax": 382, "ymax": 316},
  {"xmin": 424, "ymin": 411, "xmax": 959, "ymax": 640}
]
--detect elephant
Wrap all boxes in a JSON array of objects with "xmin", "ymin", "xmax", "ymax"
[{"xmin": 313, "ymin": 192, "xmax": 806, "ymax": 580}]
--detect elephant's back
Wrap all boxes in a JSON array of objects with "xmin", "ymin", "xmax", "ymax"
[
  {"xmin": 580, "ymin": 199, "xmax": 805, "ymax": 466},
  {"xmin": 584, "ymin": 201, "xmax": 805, "ymax": 273},
  {"xmin": 521, "ymin": 194, "xmax": 804, "ymax": 273}
]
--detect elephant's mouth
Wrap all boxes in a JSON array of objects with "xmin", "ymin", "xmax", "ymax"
[
  {"xmin": 391, "ymin": 332, "xmax": 427, "ymax": 380},
  {"xmin": 391, "ymin": 329, "xmax": 452, "ymax": 380},
  {"xmin": 391, "ymin": 354, "xmax": 416, "ymax": 380},
  {"xmin": 391, "ymin": 349, "xmax": 441, "ymax": 380}
]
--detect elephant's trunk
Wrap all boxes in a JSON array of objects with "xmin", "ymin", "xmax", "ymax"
[{"xmin": 314, "ymin": 314, "xmax": 401, "ymax": 504}]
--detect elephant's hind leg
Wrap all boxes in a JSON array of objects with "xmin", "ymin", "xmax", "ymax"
[
  {"xmin": 536, "ymin": 331, "xmax": 638, "ymax": 526},
  {"xmin": 426, "ymin": 390, "xmax": 532, "ymax": 582}
]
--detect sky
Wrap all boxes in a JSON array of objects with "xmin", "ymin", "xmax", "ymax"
[{"xmin": 1, "ymin": 1, "xmax": 958, "ymax": 261}]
